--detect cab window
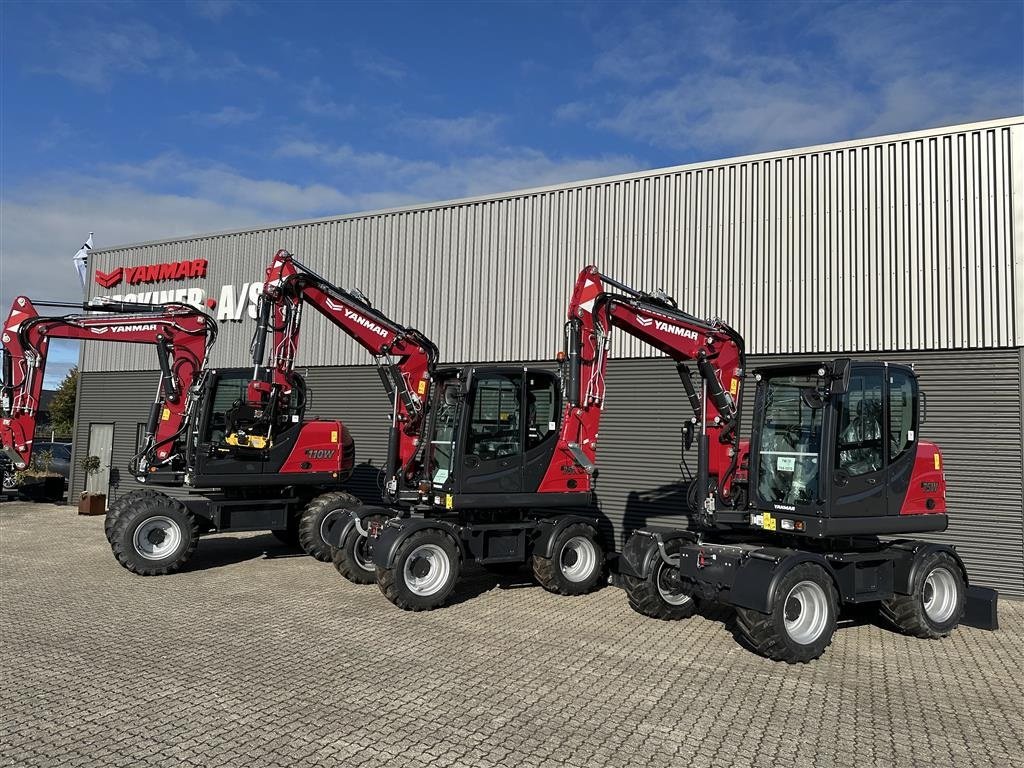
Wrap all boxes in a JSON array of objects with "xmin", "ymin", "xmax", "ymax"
[
  {"xmin": 525, "ymin": 375, "xmax": 557, "ymax": 450},
  {"xmin": 835, "ymin": 371, "xmax": 884, "ymax": 476},
  {"xmin": 889, "ymin": 371, "xmax": 916, "ymax": 462},
  {"xmin": 466, "ymin": 375, "xmax": 521, "ymax": 461},
  {"xmin": 205, "ymin": 374, "xmax": 248, "ymax": 443}
]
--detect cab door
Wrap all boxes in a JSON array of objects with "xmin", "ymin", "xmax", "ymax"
[
  {"xmin": 829, "ymin": 365, "xmax": 887, "ymax": 517},
  {"xmin": 521, "ymin": 371, "xmax": 561, "ymax": 492},
  {"xmin": 456, "ymin": 371, "xmax": 524, "ymax": 495},
  {"xmin": 885, "ymin": 367, "xmax": 920, "ymax": 515},
  {"xmin": 192, "ymin": 370, "xmax": 266, "ymax": 478}
]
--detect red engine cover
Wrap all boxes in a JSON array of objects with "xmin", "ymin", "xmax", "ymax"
[
  {"xmin": 280, "ymin": 420, "xmax": 355, "ymax": 479},
  {"xmin": 899, "ymin": 441, "xmax": 946, "ymax": 515}
]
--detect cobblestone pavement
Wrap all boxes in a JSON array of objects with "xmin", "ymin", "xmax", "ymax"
[{"xmin": 2, "ymin": 502, "xmax": 1022, "ymax": 768}]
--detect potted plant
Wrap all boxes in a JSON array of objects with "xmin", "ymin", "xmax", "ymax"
[
  {"xmin": 15, "ymin": 450, "xmax": 65, "ymax": 502},
  {"xmin": 78, "ymin": 455, "xmax": 106, "ymax": 515}
]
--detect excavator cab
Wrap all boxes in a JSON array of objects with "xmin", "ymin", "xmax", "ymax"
[
  {"xmin": 747, "ymin": 360, "xmax": 946, "ymax": 537},
  {"xmin": 421, "ymin": 366, "xmax": 564, "ymax": 507}
]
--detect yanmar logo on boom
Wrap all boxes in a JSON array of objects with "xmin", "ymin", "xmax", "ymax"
[
  {"xmin": 337, "ymin": 305, "xmax": 388, "ymax": 338},
  {"xmin": 636, "ymin": 316, "xmax": 699, "ymax": 341},
  {"xmin": 89, "ymin": 323, "xmax": 159, "ymax": 335},
  {"xmin": 94, "ymin": 259, "xmax": 208, "ymax": 289}
]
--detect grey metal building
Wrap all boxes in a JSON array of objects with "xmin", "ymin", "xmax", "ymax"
[{"xmin": 71, "ymin": 116, "xmax": 1024, "ymax": 597}]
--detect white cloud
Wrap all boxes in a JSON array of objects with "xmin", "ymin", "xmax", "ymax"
[
  {"xmin": 397, "ymin": 114, "xmax": 503, "ymax": 146},
  {"xmin": 273, "ymin": 140, "xmax": 638, "ymax": 200},
  {"xmin": 567, "ymin": 2, "xmax": 1023, "ymax": 154},
  {"xmin": 31, "ymin": 18, "xmax": 278, "ymax": 90},
  {"xmin": 297, "ymin": 77, "xmax": 356, "ymax": 120},
  {"xmin": 352, "ymin": 48, "xmax": 408, "ymax": 82},
  {"xmin": 192, "ymin": 0, "xmax": 243, "ymax": 21},
  {"xmin": 187, "ymin": 105, "xmax": 262, "ymax": 126}
]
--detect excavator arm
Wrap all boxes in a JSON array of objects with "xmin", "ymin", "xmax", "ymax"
[
  {"xmin": 543, "ymin": 266, "xmax": 746, "ymax": 517},
  {"xmin": 248, "ymin": 250, "xmax": 438, "ymax": 499},
  {"xmin": 1, "ymin": 296, "xmax": 216, "ymax": 474}
]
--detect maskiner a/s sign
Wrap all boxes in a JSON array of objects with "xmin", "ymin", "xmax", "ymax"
[
  {"xmin": 93, "ymin": 256, "xmax": 261, "ymax": 322},
  {"xmin": 104, "ymin": 284, "xmax": 262, "ymax": 322}
]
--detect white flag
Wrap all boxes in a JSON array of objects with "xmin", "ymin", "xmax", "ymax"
[{"xmin": 73, "ymin": 232, "xmax": 93, "ymax": 288}]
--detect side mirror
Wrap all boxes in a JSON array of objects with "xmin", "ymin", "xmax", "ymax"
[
  {"xmin": 682, "ymin": 421, "xmax": 694, "ymax": 452},
  {"xmin": 800, "ymin": 388, "xmax": 826, "ymax": 409},
  {"xmin": 444, "ymin": 384, "xmax": 463, "ymax": 407},
  {"xmin": 830, "ymin": 358, "xmax": 851, "ymax": 395}
]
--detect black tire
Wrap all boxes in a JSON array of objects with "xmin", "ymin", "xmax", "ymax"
[
  {"xmin": 110, "ymin": 494, "xmax": 199, "ymax": 576},
  {"xmin": 377, "ymin": 528, "xmax": 461, "ymax": 611},
  {"xmin": 333, "ymin": 513, "xmax": 385, "ymax": 584},
  {"xmin": 623, "ymin": 556, "xmax": 698, "ymax": 621},
  {"xmin": 531, "ymin": 523, "xmax": 604, "ymax": 596},
  {"xmin": 880, "ymin": 551, "xmax": 965, "ymax": 638},
  {"xmin": 105, "ymin": 489, "xmax": 163, "ymax": 544},
  {"xmin": 298, "ymin": 491, "xmax": 360, "ymax": 562},
  {"xmin": 733, "ymin": 563, "xmax": 838, "ymax": 663}
]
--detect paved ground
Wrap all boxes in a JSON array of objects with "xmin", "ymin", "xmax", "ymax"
[{"xmin": 1, "ymin": 502, "xmax": 1021, "ymax": 768}]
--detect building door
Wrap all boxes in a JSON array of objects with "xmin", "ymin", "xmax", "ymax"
[{"xmin": 86, "ymin": 423, "xmax": 114, "ymax": 496}]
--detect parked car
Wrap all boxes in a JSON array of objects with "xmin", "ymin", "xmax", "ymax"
[{"xmin": 33, "ymin": 442, "xmax": 73, "ymax": 487}]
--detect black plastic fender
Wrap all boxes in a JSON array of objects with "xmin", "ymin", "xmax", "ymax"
[
  {"xmin": 321, "ymin": 504, "xmax": 392, "ymax": 548},
  {"xmin": 370, "ymin": 517, "xmax": 464, "ymax": 569},
  {"xmin": 616, "ymin": 527, "xmax": 697, "ymax": 579},
  {"xmin": 532, "ymin": 514, "xmax": 603, "ymax": 560},
  {"xmin": 728, "ymin": 550, "xmax": 836, "ymax": 614},
  {"xmin": 889, "ymin": 540, "xmax": 968, "ymax": 595}
]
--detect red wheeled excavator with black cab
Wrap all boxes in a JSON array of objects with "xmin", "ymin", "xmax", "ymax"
[
  {"xmin": 1, "ymin": 288, "xmax": 355, "ymax": 576},
  {"xmin": 576, "ymin": 266, "xmax": 994, "ymax": 661}
]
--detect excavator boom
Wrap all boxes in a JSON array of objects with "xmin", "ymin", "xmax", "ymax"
[
  {"xmin": 249, "ymin": 250, "xmax": 438, "ymax": 499},
  {"xmin": 1, "ymin": 296, "xmax": 215, "ymax": 472}
]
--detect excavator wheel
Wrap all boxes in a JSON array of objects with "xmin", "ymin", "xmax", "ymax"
[
  {"xmin": 531, "ymin": 523, "xmax": 604, "ymax": 596},
  {"xmin": 110, "ymin": 493, "xmax": 199, "ymax": 576},
  {"xmin": 298, "ymin": 491, "xmax": 361, "ymax": 562},
  {"xmin": 377, "ymin": 528, "xmax": 461, "ymax": 611},
  {"xmin": 333, "ymin": 513, "xmax": 385, "ymax": 584},
  {"xmin": 880, "ymin": 551, "xmax": 965, "ymax": 638},
  {"xmin": 732, "ymin": 563, "xmax": 838, "ymax": 663},
  {"xmin": 622, "ymin": 555, "xmax": 698, "ymax": 621},
  {"xmin": 104, "ymin": 489, "xmax": 164, "ymax": 544}
]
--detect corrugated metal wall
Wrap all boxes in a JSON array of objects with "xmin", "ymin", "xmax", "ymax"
[
  {"xmin": 81, "ymin": 118, "xmax": 1023, "ymax": 373},
  {"xmin": 74, "ymin": 346, "xmax": 1023, "ymax": 597}
]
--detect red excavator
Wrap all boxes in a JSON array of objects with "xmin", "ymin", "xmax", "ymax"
[
  {"xmin": 1, "ymin": 291, "xmax": 355, "ymax": 575},
  {"xmin": 336, "ymin": 265, "xmax": 991, "ymax": 662}
]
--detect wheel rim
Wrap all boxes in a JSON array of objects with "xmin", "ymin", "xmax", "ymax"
[
  {"xmin": 783, "ymin": 580, "xmax": 830, "ymax": 645},
  {"xmin": 403, "ymin": 543, "xmax": 451, "ymax": 596},
  {"xmin": 560, "ymin": 536, "xmax": 597, "ymax": 583},
  {"xmin": 655, "ymin": 561, "xmax": 693, "ymax": 606},
  {"xmin": 320, "ymin": 510, "xmax": 340, "ymax": 546},
  {"xmin": 132, "ymin": 516, "xmax": 182, "ymax": 560},
  {"xmin": 923, "ymin": 566, "xmax": 958, "ymax": 623},
  {"xmin": 2, "ymin": 472, "xmax": 15, "ymax": 490},
  {"xmin": 353, "ymin": 532, "xmax": 374, "ymax": 572}
]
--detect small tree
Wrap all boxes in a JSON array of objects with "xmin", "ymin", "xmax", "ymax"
[{"xmin": 48, "ymin": 366, "xmax": 78, "ymax": 437}]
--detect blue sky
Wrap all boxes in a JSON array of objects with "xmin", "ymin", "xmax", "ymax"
[{"xmin": 1, "ymin": 0, "xmax": 1022, "ymax": 385}]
